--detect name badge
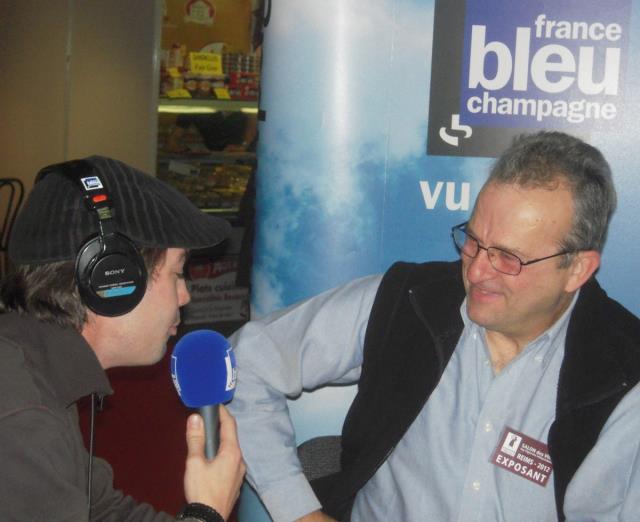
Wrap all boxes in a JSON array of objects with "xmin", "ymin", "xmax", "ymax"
[{"xmin": 491, "ymin": 427, "xmax": 553, "ymax": 487}]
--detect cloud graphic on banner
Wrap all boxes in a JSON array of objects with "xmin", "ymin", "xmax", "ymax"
[
  {"xmin": 254, "ymin": 1, "xmax": 435, "ymax": 314},
  {"xmin": 264, "ymin": 0, "xmax": 434, "ymax": 161}
]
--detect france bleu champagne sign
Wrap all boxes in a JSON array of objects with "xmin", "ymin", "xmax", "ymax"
[{"xmin": 427, "ymin": 0, "xmax": 631, "ymax": 157}]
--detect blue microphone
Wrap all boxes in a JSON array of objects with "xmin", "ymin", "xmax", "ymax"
[{"xmin": 171, "ymin": 329, "xmax": 237, "ymax": 458}]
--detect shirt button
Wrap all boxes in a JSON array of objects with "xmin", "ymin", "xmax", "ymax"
[
  {"xmin": 534, "ymin": 355, "xmax": 543, "ymax": 363},
  {"xmin": 472, "ymin": 481, "xmax": 481, "ymax": 491},
  {"xmin": 484, "ymin": 422, "xmax": 493, "ymax": 432}
]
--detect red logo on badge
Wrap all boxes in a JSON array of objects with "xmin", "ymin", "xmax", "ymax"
[{"xmin": 491, "ymin": 427, "xmax": 553, "ymax": 487}]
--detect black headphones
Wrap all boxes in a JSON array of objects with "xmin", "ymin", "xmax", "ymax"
[{"xmin": 36, "ymin": 160, "xmax": 147, "ymax": 316}]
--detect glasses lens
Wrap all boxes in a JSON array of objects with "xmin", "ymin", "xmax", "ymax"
[
  {"xmin": 487, "ymin": 248, "xmax": 522, "ymax": 275},
  {"xmin": 453, "ymin": 227, "xmax": 477, "ymax": 257}
]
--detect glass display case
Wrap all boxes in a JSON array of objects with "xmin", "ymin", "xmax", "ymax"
[
  {"xmin": 156, "ymin": 0, "xmax": 261, "ymax": 216},
  {"xmin": 156, "ymin": 98, "xmax": 257, "ymax": 215},
  {"xmin": 156, "ymin": 0, "xmax": 263, "ymax": 330}
]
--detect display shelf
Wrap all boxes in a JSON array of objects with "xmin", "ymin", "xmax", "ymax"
[
  {"xmin": 157, "ymin": 151, "xmax": 256, "ymax": 165},
  {"xmin": 158, "ymin": 97, "xmax": 258, "ymax": 113},
  {"xmin": 156, "ymin": 154, "xmax": 252, "ymax": 213},
  {"xmin": 156, "ymin": 97, "xmax": 257, "ymax": 215}
]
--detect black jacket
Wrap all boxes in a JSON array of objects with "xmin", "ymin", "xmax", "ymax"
[
  {"xmin": 0, "ymin": 312, "xmax": 174, "ymax": 521},
  {"xmin": 314, "ymin": 261, "xmax": 640, "ymax": 521}
]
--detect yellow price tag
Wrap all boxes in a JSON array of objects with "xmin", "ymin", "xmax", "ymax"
[
  {"xmin": 166, "ymin": 89, "xmax": 191, "ymax": 99},
  {"xmin": 214, "ymin": 87, "xmax": 232, "ymax": 100},
  {"xmin": 189, "ymin": 52, "xmax": 223, "ymax": 76},
  {"xmin": 168, "ymin": 67, "xmax": 181, "ymax": 78}
]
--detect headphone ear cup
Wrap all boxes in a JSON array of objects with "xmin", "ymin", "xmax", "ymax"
[{"xmin": 76, "ymin": 234, "xmax": 147, "ymax": 316}]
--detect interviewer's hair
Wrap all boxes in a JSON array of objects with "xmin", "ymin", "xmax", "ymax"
[
  {"xmin": 0, "ymin": 248, "xmax": 166, "ymax": 331},
  {"xmin": 487, "ymin": 131, "xmax": 616, "ymax": 255}
]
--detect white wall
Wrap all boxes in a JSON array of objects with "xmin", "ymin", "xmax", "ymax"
[{"xmin": 0, "ymin": 0, "xmax": 159, "ymax": 194}]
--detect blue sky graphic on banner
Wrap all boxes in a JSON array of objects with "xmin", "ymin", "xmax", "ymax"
[
  {"xmin": 251, "ymin": 0, "xmax": 457, "ymax": 316},
  {"xmin": 239, "ymin": 0, "xmax": 640, "ymax": 519}
]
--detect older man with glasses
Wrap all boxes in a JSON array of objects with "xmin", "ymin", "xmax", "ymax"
[
  {"xmin": 451, "ymin": 222, "xmax": 575, "ymax": 276},
  {"xmin": 228, "ymin": 131, "xmax": 640, "ymax": 522}
]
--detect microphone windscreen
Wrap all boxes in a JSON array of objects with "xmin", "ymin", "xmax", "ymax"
[{"xmin": 171, "ymin": 329, "xmax": 237, "ymax": 408}]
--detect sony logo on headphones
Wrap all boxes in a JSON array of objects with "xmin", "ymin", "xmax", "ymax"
[{"xmin": 104, "ymin": 268, "xmax": 126, "ymax": 277}]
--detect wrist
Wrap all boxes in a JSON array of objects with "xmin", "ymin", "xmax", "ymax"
[{"xmin": 177, "ymin": 502, "xmax": 225, "ymax": 522}]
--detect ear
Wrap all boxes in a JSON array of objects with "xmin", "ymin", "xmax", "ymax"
[
  {"xmin": 564, "ymin": 250, "xmax": 601, "ymax": 293},
  {"xmin": 80, "ymin": 309, "xmax": 101, "ymax": 348}
]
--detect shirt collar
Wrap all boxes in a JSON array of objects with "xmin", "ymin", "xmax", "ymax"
[{"xmin": 460, "ymin": 290, "xmax": 581, "ymax": 368}]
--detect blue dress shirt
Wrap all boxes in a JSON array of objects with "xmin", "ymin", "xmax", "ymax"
[{"xmin": 228, "ymin": 274, "xmax": 640, "ymax": 521}]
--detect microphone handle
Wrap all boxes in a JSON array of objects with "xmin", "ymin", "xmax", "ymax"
[{"xmin": 199, "ymin": 404, "xmax": 219, "ymax": 459}]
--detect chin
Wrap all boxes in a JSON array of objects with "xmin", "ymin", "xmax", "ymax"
[
  {"xmin": 467, "ymin": 305, "xmax": 500, "ymax": 330},
  {"xmin": 155, "ymin": 344, "xmax": 168, "ymax": 362},
  {"xmin": 142, "ymin": 344, "xmax": 168, "ymax": 366}
]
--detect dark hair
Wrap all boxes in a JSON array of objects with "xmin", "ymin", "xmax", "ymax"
[
  {"xmin": 0, "ymin": 248, "xmax": 166, "ymax": 331},
  {"xmin": 487, "ymin": 131, "xmax": 616, "ymax": 256}
]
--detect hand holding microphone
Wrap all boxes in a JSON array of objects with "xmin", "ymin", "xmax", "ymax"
[
  {"xmin": 172, "ymin": 330, "xmax": 245, "ymax": 520},
  {"xmin": 183, "ymin": 407, "xmax": 245, "ymax": 520}
]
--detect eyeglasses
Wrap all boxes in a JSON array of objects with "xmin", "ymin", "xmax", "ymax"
[{"xmin": 451, "ymin": 222, "xmax": 573, "ymax": 276}]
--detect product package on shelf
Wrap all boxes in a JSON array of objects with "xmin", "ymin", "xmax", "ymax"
[
  {"xmin": 160, "ymin": 47, "xmax": 260, "ymax": 100},
  {"xmin": 157, "ymin": 160, "xmax": 252, "ymax": 212}
]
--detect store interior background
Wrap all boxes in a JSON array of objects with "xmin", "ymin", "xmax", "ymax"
[
  {"xmin": 1, "ymin": 0, "xmax": 262, "ymax": 517},
  {"xmin": 4, "ymin": 1, "xmax": 640, "ymax": 521}
]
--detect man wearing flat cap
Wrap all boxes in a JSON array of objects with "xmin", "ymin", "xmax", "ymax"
[{"xmin": 0, "ymin": 156, "xmax": 245, "ymax": 521}]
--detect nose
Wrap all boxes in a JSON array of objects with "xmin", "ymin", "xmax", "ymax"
[
  {"xmin": 465, "ymin": 247, "xmax": 497, "ymax": 283},
  {"xmin": 178, "ymin": 278, "xmax": 191, "ymax": 306}
]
